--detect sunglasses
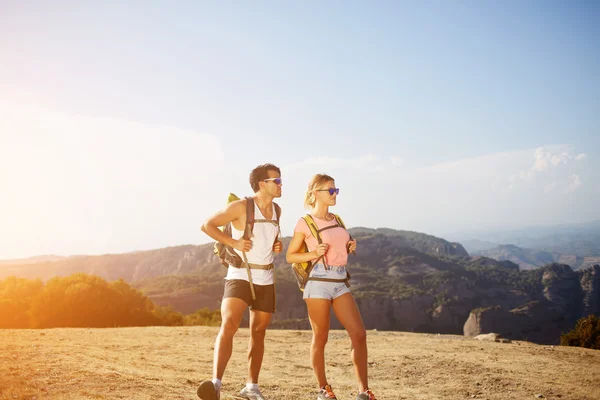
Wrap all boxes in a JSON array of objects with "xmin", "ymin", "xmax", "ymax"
[
  {"xmin": 264, "ymin": 178, "xmax": 282, "ymax": 185},
  {"xmin": 316, "ymin": 188, "xmax": 340, "ymax": 195}
]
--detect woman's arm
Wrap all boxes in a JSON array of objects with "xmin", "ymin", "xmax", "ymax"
[{"xmin": 286, "ymin": 231, "xmax": 329, "ymax": 263}]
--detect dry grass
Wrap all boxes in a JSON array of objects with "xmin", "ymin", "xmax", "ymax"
[{"xmin": 1, "ymin": 326, "xmax": 600, "ymax": 400}]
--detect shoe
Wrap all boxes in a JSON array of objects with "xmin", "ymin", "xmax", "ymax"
[
  {"xmin": 356, "ymin": 389, "xmax": 377, "ymax": 400},
  {"xmin": 238, "ymin": 386, "xmax": 266, "ymax": 400},
  {"xmin": 317, "ymin": 384, "xmax": 338, "ymax": 399},
  {"xmin": 197, "ymin": 380, "xmax": 219, "ymax": 400}
]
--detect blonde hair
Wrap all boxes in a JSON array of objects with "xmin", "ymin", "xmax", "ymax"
[{"xmin": 304, "ymin": 174, "xmax": 335, "ymax": 209}]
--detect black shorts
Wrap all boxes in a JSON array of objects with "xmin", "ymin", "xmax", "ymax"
[{"xmin": 223, "ymin": 279, "xmax": 275, "ymax": 313}]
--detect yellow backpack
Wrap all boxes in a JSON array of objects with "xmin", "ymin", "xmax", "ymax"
[{"xmin": 291, "ymin": 214, "xmax": 353, "ymax": 291}]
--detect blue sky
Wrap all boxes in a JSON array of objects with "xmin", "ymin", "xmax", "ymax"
[{"xmin": 1, "ymin": 1, "xmax": 598, "ymax": 258}]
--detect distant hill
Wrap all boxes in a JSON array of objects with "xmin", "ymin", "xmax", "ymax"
[
  {"xmin": 460, "ymin": 239, "xmax": 497, "ymax": 253},
  {"xmin": 350, "ymin": 227, "xmax": 469, "ymax": 257},
  {"xmin": 0, "ymin": 255, "xmax": 67, "ymax": 265},
  {"xmin": 0, "ymin": 228, "xmax": 467, "ymax": 283},
  {"xmin": 0, "ymin": 245, "xmax": 217, "ymax": 282},
  {"xmin": 475, "ymin": 244, "xmax": 600, "ymax": 271},
  {"xmin": 2, "ymin": 227, "xmax": 598, "ymax": 344},
  {"xmin": 450, "ymin": 220, "xmax": 600, "ymax": 257},
  {"xmin": 475, "ymin": 244, "xmax": 555, "ymax": 270}
]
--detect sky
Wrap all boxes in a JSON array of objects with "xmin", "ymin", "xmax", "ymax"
[{"xmin": 1, "ymin": 1, "xmax": 599, "ymax": 259}]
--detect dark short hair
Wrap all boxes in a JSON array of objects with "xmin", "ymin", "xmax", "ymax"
[{"xmin": 249, "ymin": 163, "xmax": 281, "ymax": 192}]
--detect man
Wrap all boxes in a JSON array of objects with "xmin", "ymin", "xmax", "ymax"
[{"xmin": 197, "ymin": 163, "xmax": 283, "ymax": 400}]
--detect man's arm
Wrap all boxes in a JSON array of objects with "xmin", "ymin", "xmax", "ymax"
[{"xmin": 201, "ymin": 200, "xmax": 252, "ymax": 252}]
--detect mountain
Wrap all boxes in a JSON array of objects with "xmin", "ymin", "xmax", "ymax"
[
  {"xmin": 0, "ymin": 255, "xmax": 67, "ymax": 265},
  {"xmin": 350, "ymin": 227, "xmax": 469, "ymax": 257},
  {"xmin": 459, "ymin": 239, "xmax": 497, "ymax": 253},
  {"xmin": 475, "ymin": 244, "xmax": 556, "ymax": 270},
  {"xmin": 449, "ymin": 220, "xmax": 600, "ymax": 257},
  {"xmin": 474, "ymin": 244, "xmax": 600, "ymax": 270},
  {"xmin": 464, "ymin": 264, "xmax": 600, "ymax": 344},
  {"xmin": 1, "ymin": 227, "xmax": 598, "ymax": 344},
  {"xmin": 0, "ymin": 228, "xmax": 467, "ymax": 283},
  {"xmin": 0, "ymin": 245, "xmax": 216, "ymax": 282}
]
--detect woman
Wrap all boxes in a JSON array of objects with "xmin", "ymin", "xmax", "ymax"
[{"xmin": 286, "ymin": 174, "xmax": 377, "ymax": 400}]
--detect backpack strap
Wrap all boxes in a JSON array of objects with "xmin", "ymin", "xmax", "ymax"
[
  {"xmin": 271, "ymin": 202, "xmax": 281, "ymax": 312},
  {"xmin": 240, "ymin": 198, "xmax": 280, "ymax": 301},
  {"xmin": 302, "ymin": 215, "xmax": 322, "ymax": 243},
  {"xmin": 246, "ymin": 199, "xmax": 281, "ymax": 228},
  {"xmin": 316, "ymin": 223, "xmax": 341, "ymax": 234},
  {"xmin": 274, "ymin": 202, "xmax": 281, "ymax": 223},
  {"xmin": 333, "ymin": 213, "xmax": 355, "ymax": 254},
  {"xmin": 247, "ymin": 263, "xmax": 274, "ymax": 270},
  {"xmin": 332, "ymin": 214, "xmax": 346, "ymax": 229},
  {"xmin": 301, "ymin": 214, "xmax": 325, "ymax": 268},
  {"xmin": 304, "ymin": 214, "xmax": 334, "ymax": 268},
  {"xmin": 273, "ymin": 202, "xmax": 282, "ymax": 251},
  {"xmin": 307, "ymin": 276, "xmax": 350, "ymax": 287},
  {"xmin": 310, "ymin": 215, "xmax": 349, "ymax": 247},
  {"xmin": 307, "ymin": 215, "xmax": 352, "ymax": 286},
  {"xmin": 241, "ymin": 197, "xmax": 256, "ymax": 300},
  {"xmin": 243, "ymin": 197, "xmax": 255, "ymax": 240},
  {"xmin": 332, "ymin": 214, "xmax": 351, "ymax": 239},
  {"xmin": 296, "ymin": 213, "xmax": 353, "ymax": 289},
  {"xmin": 305, "ymin": 213, "xmax": 353, "ymax": 243}
]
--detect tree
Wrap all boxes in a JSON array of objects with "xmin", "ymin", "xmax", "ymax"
[
  {"xmin": 0, "ymin": 277, "xmax": 43, "ymax": 328},
  {"xmin": 560, "ymin": 315, "xmax": 600, "ymax": 350}
]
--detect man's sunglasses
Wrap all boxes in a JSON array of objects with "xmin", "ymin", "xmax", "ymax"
[
  {"xmin": 264, "ymin": 178, "xmax": 282, "ymax": 185},
  {"xmin": 316, "ymin": 188, "xmax": 340, "ymax": 195}
]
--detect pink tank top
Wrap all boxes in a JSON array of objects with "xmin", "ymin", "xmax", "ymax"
[{"xmin": 294, "ymin": 214, "xmax": 350, "ymax": 266}]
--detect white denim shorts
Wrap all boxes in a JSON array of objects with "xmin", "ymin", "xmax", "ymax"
[{"xmin": 303, "ymin": 264, "xmax": 351, "ymax": 300}]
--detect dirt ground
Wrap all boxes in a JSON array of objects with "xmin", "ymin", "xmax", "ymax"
[{"xmin": 1, "ymin": 326, "xmax": 599, "ymax": 400}]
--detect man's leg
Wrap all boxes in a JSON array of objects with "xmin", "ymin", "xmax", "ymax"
[
  {"xmin": 199, "ymin": 296, "xmax": 247, "ymax": 400},
  {"xmin": 247, "ymin": 308, "xmax": 272, "ymax": 383},
  {"xmin": 214, "ymin": 297, "xmax": 248, "ymax": 380}
]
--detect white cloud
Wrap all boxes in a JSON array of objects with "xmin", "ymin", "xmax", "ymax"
[
  {"xmin": 565, "ymin": 174, "xmax": 582, "ymax": 193},
  {"xmin": 283, "ymin": 145, "xmax": 595, "ymax": 236},
  {"xmin": 520, "ymin": 146, "xmax": 585, "ymax": 181}
]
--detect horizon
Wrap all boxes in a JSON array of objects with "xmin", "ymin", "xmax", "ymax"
[{"xmin": 1, "ymin": 2, "xmax": 599, "ymax": 259}]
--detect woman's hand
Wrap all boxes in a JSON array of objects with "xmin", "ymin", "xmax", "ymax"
[
  {"xmin": 347, "ymin": 240, "xmax": 357, "ymax": 254},
  {"xmin": 315, "ymin": 243, "xmax": 329, "ymax": 257}
]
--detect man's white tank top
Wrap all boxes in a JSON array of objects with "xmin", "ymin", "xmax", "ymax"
[{"xmin": 225, "ymin": 201, "xmax": 279, "ymax": 285}]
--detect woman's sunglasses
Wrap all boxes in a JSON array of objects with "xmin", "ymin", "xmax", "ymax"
[
  {"xmin": 316, "ymin": 188, "xmax": 340, "ymax": 195},
  {"xmin": 264, "ymin": 178, "xmax": 283, "ymax": 185}
]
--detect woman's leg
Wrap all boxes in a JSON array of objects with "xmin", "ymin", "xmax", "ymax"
[
  {"xmin": 305, "ymin": 298, "xmax": 332, "ymax": 389},
  {"xmin": 332, "ymin": 292, "xmax": 368, "ymax": 393}
]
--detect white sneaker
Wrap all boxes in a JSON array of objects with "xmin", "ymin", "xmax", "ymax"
[{"xmin": 238, "ymin": 386, "xmax": 266, "ymax": 400}]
